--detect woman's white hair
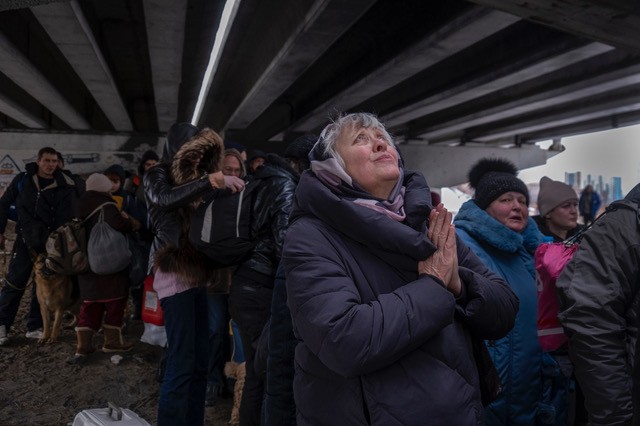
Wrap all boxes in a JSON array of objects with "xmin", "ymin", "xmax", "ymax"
[{"xmin": 318, "ymin": 112, "xmax": 395, "ymax": 168}]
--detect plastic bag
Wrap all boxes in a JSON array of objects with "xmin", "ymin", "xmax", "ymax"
[
  {"xmin": 88, "ymin": 208, "xmax": 131, "ymax": 275},
  {"xmin": 140, "ymin": 322, "xmax": 167, "ymax": 347}
]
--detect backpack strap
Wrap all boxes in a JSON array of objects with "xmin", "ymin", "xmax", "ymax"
[
  {"xmin": 82, "ymin": 201, "xmax": 118, "ymax": 224},
  {"xmin": 564, "ymin": 203, "xmax": 618, "ymax": 246}
]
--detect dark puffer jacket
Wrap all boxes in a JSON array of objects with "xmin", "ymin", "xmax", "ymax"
[
  {"xmin": 0, "ymin": 163, "xmax": 38, "ymax": 234},
  {"xmin": 236, "ymin": 154, "xmax": 297, "ymax": 282},
  {"xmin": 17, "ymin": 166, "xmax": 78, "ymax": 253},
  {"xmin": 282, "ymin": 171, "xmax": 519, "ymax": 426},
  {"xmin": 557, "ymin": 183, "xmax": 640, "ymax": 426}
]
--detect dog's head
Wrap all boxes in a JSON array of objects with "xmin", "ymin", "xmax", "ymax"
[{"xmin": 33, "ymin": 254, "xmax": 59, "ymax": 280}]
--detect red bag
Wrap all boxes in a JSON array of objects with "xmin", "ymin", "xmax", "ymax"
[
  {"xmin": 535, "ymin": 242, "xmax": 578, "ymax": 351},
  {"xmin": 141, "ymin": 275, "xmax": 164, "ymax": 326}
]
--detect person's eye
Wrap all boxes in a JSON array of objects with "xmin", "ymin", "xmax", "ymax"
[{"xmin": 355, "ymin": 134, "xmax": 368, "ymax": 143}]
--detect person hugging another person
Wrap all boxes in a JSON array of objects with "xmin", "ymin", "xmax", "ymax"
[
  {"xmin": 145, "ymin": 123, "xmax": 244, "ymax": 426},
  {"xmin": 205, "ymin": 147, "xmax": 248, "ymax": 408},
  {"xmin": 282, "ymin": 113, "xmax": 519, "ymax": 425},
  {"xmin": 453, "ymin": 158, "xmax": 546, "ymax": 425}
]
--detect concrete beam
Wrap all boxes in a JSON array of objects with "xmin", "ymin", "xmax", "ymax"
[
  {"xmin": 32, "ymin": 0, "xmax": 133, "ymax": 131},
  {"xmin": 518, "ymin": 109, "xmax": 640, "ymax": 143},
  {"xmin": 225, "ymin": 0, "xmax": 377, "ymax": 130},
  {"xmin": 0, "ymin": 0, "xmax": 66, "ymax": 11},
  {"xmin": 467, "ymin": 0, "xmax": 640, "ymax": 54},
  {"xmin": 414, "ymin": 53, "xmax": 640, "ymax": 141},
  {"xmin": 143, "ymin": 0, "xmax": 188, "ymax": 132},
  {"xmin": 0, "ymin": 93, "xmax": 47, "ymax": 129},
  {"xmin": 0, "ymin": 31, "xmax": 90, "ymax": 129},
  {"xmin": 384, "ymin": 42, "xmax": 614, "ymax": 129},
  {"xmin": 467, "ymin": 86, "xmax": 640, "ymax": 141},
  {"xmin": 399, "ymin": 143, "xmax": 552, "ymax": 187},
  {"xmin": 290, "ymin": 7, "xmax": 520, "ymax": 132}
]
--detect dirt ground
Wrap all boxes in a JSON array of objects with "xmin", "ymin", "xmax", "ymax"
[{"xmin": 0, "ymin": 222, "xmax": 232, "ymax": 426}]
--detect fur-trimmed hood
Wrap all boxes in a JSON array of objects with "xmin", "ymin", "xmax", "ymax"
[
  {"xmin": 171, "ymin": 128, "xmax": 225, "ymax": 185},
  {"xmin": 152, "ymin": 127, "xmax": 224, "ymax": 284}
]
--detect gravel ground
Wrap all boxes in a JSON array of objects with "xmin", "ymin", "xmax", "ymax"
[{"xmin": 0, "ymin": 221, "xmax": 233, "ymax": 425}]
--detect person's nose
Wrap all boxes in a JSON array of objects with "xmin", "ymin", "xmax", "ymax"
[{"xmin": 373, "ymin": 137, "xmax": 386, "ymax": 152}]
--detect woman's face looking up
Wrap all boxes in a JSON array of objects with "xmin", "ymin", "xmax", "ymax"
[{"xmin": 335, "ymin": 125, "xmax": 400, "ymax": 199}]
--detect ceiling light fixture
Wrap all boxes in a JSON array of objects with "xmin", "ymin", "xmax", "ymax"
[{"xmin": 191, "ymin": 0, "xmax": 241, "ymax": 125}]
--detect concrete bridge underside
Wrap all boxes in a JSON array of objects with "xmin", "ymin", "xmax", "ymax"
[{"xmin": 0, "ymin": 0, "xmax": 639, "ymax": 186}]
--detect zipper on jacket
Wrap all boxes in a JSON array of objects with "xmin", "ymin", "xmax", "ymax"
[
  {"xmin": 236, "ymin": 189, "xmax": 245, "ymax": 238},
  {"xmin": 359, "ymin": 377, "xmax": 372, "ymax": 425}
]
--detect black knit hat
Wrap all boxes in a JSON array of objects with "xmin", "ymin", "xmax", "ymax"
[
  {"xmin": 284, "ymin": 134, "xmax": 318, "ymax": 160},
  {"xmin": 247, "ymin": 149, "xmax": 267, "ymax": 163},
  {"xmin": 138, "ymin": 150, "xmax": 160, "ymax": 176},
  {"xmin": 468, "ymin": 158, "xmax": 529, "ymax": 209}
]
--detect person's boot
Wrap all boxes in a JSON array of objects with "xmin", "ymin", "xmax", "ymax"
[
  {"xmin": 66, "ymin": 327, "xmax": 95, "ymax": 364},
  {"xmin": 102, "ymin": 324, "xmax": 134, "ymax": 353},
  {"xmin": 76, "ymin": 327, "xmax": 96, "ymax": 355}
]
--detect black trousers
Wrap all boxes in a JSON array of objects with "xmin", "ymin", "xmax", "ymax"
[
  {"xmin": 0, "ymin": 236, "xmax": 42, "ymax": 332},
  {"xmin": 228, "ymin": 274, "xmax": 273, "ymax": 426}
]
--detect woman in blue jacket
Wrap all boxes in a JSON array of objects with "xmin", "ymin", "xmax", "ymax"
[
  {"xmin": 454, "ymin": 158, "xmax": 545, "ymax": 425},
  {"xmin": 282, "ymin": 113, "xmax": 519, "ymax": 426}
]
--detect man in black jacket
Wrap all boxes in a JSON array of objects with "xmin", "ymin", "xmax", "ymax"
[
  {"xmin": 227, "ymin": 151, "xmax": 298, "ymax": 426},
  {"xmin": 0, "ymin": 147, "xmax": 78, "ymax": 345},
  {"xmin": 261, "ymin": 134, "xmax": 317, "ymax": 426},
  {"xmin": 557, "ymin": 183, "xmax": 640, "ymax": 425}
]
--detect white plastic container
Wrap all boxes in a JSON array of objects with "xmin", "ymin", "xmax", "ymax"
[{"xmin": 71, "ymin": 402, "xmax": 151, "ymax": 426}]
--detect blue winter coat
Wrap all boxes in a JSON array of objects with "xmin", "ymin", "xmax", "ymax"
[
  {"xmin": 454, "ymin": 199, "xmax": 545, "ymax": 425},
  {"xmin": 282, "ymin": 171, "xmax": 519, "ymax": 426}
]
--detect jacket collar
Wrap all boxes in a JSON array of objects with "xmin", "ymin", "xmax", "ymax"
[
  {"xmin": 454, "ymin": 199, "xmax": 543, "ymax": 254},
  {"xmin": 291, "ymin": 171, "xmax": 436, "ymax": 262}
]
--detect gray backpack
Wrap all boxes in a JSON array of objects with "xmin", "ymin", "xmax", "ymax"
[{"xmin": 87, "ymin": 203, "xmax": 131, "ymax": 275}]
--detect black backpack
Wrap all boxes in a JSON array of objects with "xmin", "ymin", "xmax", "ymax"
[{"xmin": 188, "ymin": 180, "xmax": 258, "ymax": 267}]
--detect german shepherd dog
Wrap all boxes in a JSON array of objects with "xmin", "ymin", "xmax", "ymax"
[{"xmin": 32, "ymin": 254, "xmax": 80, "ymax": 343}]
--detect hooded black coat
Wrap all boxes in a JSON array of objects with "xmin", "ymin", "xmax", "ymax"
[
  {"xmin": 282, "ymin": 171, "xmax": 519, "ymax": 426},
  {"xmin": 557, "ymin": 183, "xmax": 640, "ymax": 425}
]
